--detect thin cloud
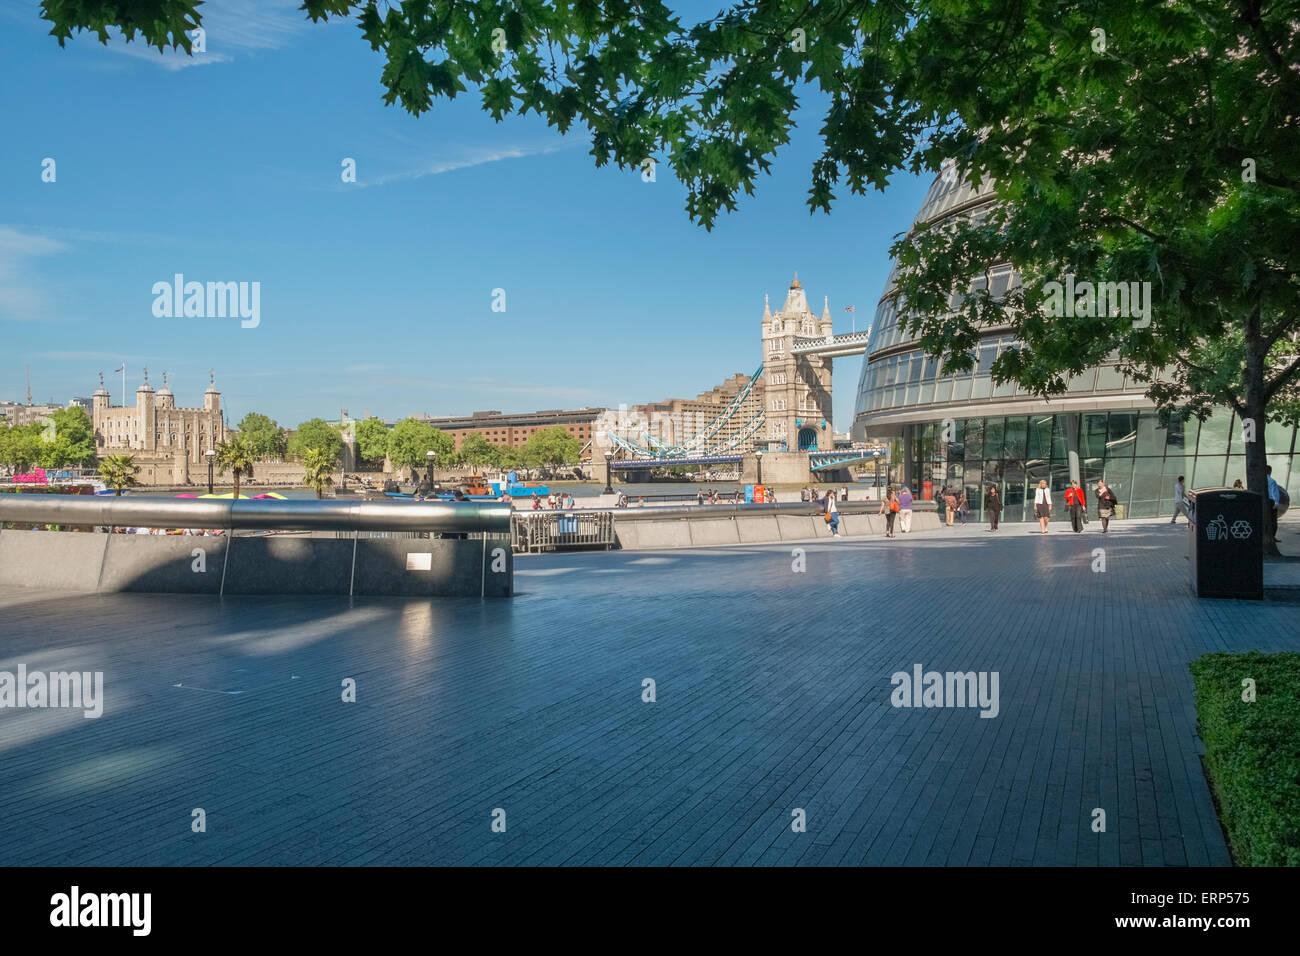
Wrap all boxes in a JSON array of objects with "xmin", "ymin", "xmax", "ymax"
[
  {"xmin": 356, "ymin": 142, "xmax": 575, "ymax": 189},
  {"xmin": 0, "ymin": 226, "xmax": 65, "ymax": 322}
]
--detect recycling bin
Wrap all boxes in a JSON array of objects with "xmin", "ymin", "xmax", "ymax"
[{"xmin": 1187, "ymin": 487, "xmax": 1263, "ymax": 599}]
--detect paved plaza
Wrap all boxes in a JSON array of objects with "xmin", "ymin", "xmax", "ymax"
[{"xmin": 0, "ymin": 519, "xmax": 1296, "ymax": 866}]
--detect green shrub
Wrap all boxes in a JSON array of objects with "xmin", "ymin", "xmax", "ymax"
[{"xmin": 1190, "ymin": 651, "xmax": 1300, "ymax": 866}]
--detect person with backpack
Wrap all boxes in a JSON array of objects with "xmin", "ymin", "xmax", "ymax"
[
  {"xmin": 898, "ymin": 485, "xmax": 914, "ymax": 533},
  {"xmin": 984, "ymin": 485, "xmax": 1002, "ymax": 531},
  {"xmin": 1095, "ymin": 481, "xmax": 1118, "ymax": 533},
  {"xmin": 879, "ymin": 487, "xmax": 899, "ymax": 538},
  {"xmin": 824, "ymin": 489, "xmax": 841, "ymax": 538}
]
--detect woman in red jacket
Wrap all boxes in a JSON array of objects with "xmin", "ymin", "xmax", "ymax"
[{"xmin": 1065, "ymin": 480, "xmax": 1087, "ymax": 532}]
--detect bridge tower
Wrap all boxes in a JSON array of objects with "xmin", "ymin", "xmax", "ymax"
[{"xmin": 761, "ymin": 274, "xmax": 833, "ymax": 453}]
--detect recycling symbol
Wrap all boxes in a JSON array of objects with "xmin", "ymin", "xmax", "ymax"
[{"xmin": 1230, "ymin": 519, "xmax": 1253, "ymax": 540}]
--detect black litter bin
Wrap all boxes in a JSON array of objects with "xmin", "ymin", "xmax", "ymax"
[{"xmin": 1187, "ymin": 487, "xmax": 1264, "ymax": 599}]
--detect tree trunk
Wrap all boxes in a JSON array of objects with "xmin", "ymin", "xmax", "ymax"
[
  {"xmin": 1242, "ymin": 308, "xmax": 1280, "ymax": 556},
  {"xmin": 233, "ymin": 472, "xmax": 241, "ymax": 500}
]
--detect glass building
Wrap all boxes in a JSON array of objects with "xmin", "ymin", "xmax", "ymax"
[{"xmin": 852, "ymin": 174, "xmax": 1300, "ymax": 520}]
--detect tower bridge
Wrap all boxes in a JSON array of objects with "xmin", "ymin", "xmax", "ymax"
[{"xmin": 601, "ymin": 275, "xmax": 872, "ymax": 478}]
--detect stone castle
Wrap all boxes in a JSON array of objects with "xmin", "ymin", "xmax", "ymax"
[{"xmin": 92, "ymin": 370, "xmax": 228, "ymax": 485}]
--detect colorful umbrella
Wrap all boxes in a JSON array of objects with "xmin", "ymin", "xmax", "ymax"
[
  {"xmin": 251, "ymin": 492, "xmax": 287, "ymax": 499},
  {"xmin": 198, "ymin": 492, "xmax": 252, "ymax": 499},
  {"xmin": 174, "ymin": 493, "xmax": 199, "ymax": 498}
]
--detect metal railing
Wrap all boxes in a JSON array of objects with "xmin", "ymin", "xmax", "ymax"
[
  {"xmin": 511, "ymin": 511, "xmax": 616, "ymax": 552},
  {"xmin": 0, "ymin": 496, "xmax": 512, "ymax": 534}
]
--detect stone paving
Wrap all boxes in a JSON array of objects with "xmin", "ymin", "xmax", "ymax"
[{"xmin": 0, "ymin": 518, "xmax": 1295, "ymax": 865}]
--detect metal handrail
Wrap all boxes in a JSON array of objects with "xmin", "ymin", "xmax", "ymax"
[{"xmin": 0, "ymin": 497, "xmax": 512, "ymax": 533}]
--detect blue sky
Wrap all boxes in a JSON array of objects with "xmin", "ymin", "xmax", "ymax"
[{"xmin": 0, "ymin": 0, "xmax": 932, "ymax": 431}]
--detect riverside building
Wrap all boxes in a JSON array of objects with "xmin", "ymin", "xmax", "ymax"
[{"xmin": 852, "ymin": 173, "xmax": 1299, "ymax": 521}]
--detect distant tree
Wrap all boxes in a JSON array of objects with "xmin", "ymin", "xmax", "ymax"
[
  {"xmin": 301, "ymin": 447, "xmax": 337, "ymax": 499},
  {"xmin": 287, "ymin": 418, "xmax": 344, "ymax": 463},
  {"xmin": 214, "ymin": 435, "xmax": 257, "ymax": 498},
  {"xmin": 388, "ymin": 418, "xmax": 454, "ymax": 469},
  {"xmin": 97, "ymin": 454, "xmax": 137, "ymax": 496},
  {"xmin": 522, "ymin": 427, "xmax": 582, "ymax": 474},
  {"xmin": 0, "ymin": 423, "xmax": 44, "ymax": 473},
  {"xmin": 355, "ymin": 417, "xmax": 391, "ymax": 465},
  {"xmin": 236, "ymin": 412, "xmax": 286, "ymax": 459},
  {"xmin": 458, "ymin": 432, "xmax": 497, "ymax": 468}
]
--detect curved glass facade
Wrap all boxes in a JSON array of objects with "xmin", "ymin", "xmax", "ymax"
[{"xmin": 853, "ymin": 173, "xmax": 1300, "ymax": 518}]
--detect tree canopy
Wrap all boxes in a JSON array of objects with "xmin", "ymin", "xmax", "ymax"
[
  {"xmin": 521, "ymin": 426, "xmax": 583, "ymax": 470},
  {"xmin": 355, "ymin": 417, "xmax": 392, "ymax": 464},
  {"xmin": 235, "ymin": 412, "xmax": 286, "ymax": 460},
  {"xmin": 287, "ymin": 418, "xmax": 345, "ymax": 463},
  {"xmin": 388, "ymin": 418, "xmax": 455, "ymax": 468}
]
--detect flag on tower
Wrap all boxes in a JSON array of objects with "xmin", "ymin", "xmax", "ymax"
[
  {"xmin": 113, "ymin": 364, "xmax": 124, "ymax": 372},
  {"xmin": 845, "ymin": 306, "xmax": 855, "ymax": 312}
]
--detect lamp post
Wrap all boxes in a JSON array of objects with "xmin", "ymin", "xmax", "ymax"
[
  {"xmin": 426, "ymin": 451, "xmax": 436, "ymax": 492},
  {"xmin": 205, "ymin": 448, "xmax": 215, "ymax": 495},
  {"xmin": 755, "ymin": 449, "xmax": 764, "ymax": 488},
  {"xmin": 603, "ymin": 451, "xmax": 614, "ymax": 495}
]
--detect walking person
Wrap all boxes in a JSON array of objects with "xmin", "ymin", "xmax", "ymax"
[
  {"xmin": 935, "ymin": 487, "xmax": 947, "ymax": 525},
  {"xmin": 1096, "ymin": 481, "xmax": 1118, "ymax": 533},
  {"xmin": 1065, "ymin": 479, "xmax": 1087, "ymax": 532},
  {"xmin": 1266, "ymin": 465, "xmax": 1281, "ymax": 539},
  {"xmin": 957, "ymin": 491, "xmax": 969, "ymax": 526},
  {"xmin": 1170, "ymin": 476, "xmax": 1189, "ymax": 524},
  {"xmin": 1033, "ymin": 479, "xmax": 1053, "ymax": 533},
  {"xmin": 944, "ymin": 488, "xmax": 958, "ymax": 527},
  {"xmin": 879, "ymin": 487, "xmax": 899, "ymax": 538},
  {"xmin": 898, "ymin": 484, "xmax": 914, "ymax": 533},
  {"xmin": 984, "ymin": 485, "xmax": 1002, "ymax": 531},
  {"xmin": 824, "ymin": 489, "xmax": 841, "ymax": 538},
  {"xmin": 697, "ymin": 488, "xmax": 705, "ymax": 507}
]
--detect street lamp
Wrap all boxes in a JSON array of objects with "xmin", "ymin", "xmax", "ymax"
[
  {"xmin": 426, "ymin": 450, "xmax": 436, "ymax": 491},
  {"xmin": 205, "ymin": 448, "xmax": 216, "ymax": 495},
  {"xmin": 755, "ymin": 449, "xmax": 764, "ymax": 488},
  {"xmin": 603, "ymin": 451, "xmax": 614, "ymax": 495}
]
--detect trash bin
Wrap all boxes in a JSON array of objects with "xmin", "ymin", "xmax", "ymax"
[{"xmin": 1187, "ymin": 487, "xmax": 1263, "ymax": 599}]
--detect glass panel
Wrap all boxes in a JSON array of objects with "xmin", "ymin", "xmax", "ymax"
[
  {"xmin": 1191, "ymin": 456, "xmax": 1226, "ymax": 490},
  {"xmin": 964, "ymin": 418, "xmax": 984, "ymax": 459},
  {"xmin": 1196, "ymin": 411, "xmax": 1232, "ymax": 456},
  {"xmin": 1224, "ymin": 456, "xmax": 1245, "ymax": 489},
  {"xmin": 1027, "ymin": 415, "xmax": 1053, "ymax": 460},
  {"xmin": 1081, "ymin": 414, "xmax": 1108, "ymax": 458},
  {"xmin": 970, "ymin": 374, "xmax": 992, "ymax": 399},
  {"xmin": 1051, "ymin": 415, "xmax": 1068, "ymax": 460},
  {"xmin": 1003, "ymin": 417, "xmax": 1028, "ymax": 459},
  {"xmin": 1265, "ymin": 420, "xmax": 1296, "ymax": 457},
  {"xmin": 931, "ymin": 373, "xmax": 954, "ymax": 405},
  {"xmin": 1164, "ymin": 416, "xmax": 1187, "ymax": 452},
  {"xmin": 1128, "ymin": 457, "xmax": 1165, "ymax": 518},
  {"xmin": 1095, "ymin": 364, "xmax": 1124, "ymax": 390},
  {"xmin": 985, "ymin": 419, "xmax": 1005, "ymax": 460},
  {"xmin": 1135, "ymin": 412, "xmax": 1166, "ymax": 456},
  {"xmin": 1107, "ymin": 412, "xmax": 1138, "ymax": 457},
  {"xmin": 951, "ymin": 375, "xmax": 973, "ymax": 402},
  {"xmin": 1001, "ymin": 460, "xmax": 1028, "ymax": 522},
  {"xmin": 1067, "ymin": 368, "xmax": 1097, "ymax": 392}
]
